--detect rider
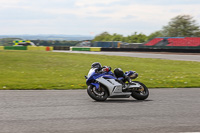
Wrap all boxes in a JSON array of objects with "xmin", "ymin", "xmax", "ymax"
[
  {"xmin": 91, "ymin": 62, "xmax": 131, "ymax": 84},
  {"xmin": 91, "ymin": 62, "xmax": 111, "ymax": 73}
]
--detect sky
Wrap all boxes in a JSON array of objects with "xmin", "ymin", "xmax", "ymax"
[{"xmin": 1, "ymin": 0, "xmax": 200, "ymax": 36}]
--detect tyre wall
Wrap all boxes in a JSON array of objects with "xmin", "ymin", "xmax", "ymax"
[
  {"xmin": 53, "ymin": 46, "xmax": 70, "ymax": 50},
  {"xmin": 69, "ymin": 47, "xmax": 101, "ymax": 51},
  {"xmin": 0, "ymin": 46, "xmax": 53, "ymax": 51},
  {"xmin": 4, "ymin": 46, "xmax": 27, "ymax": 50}
]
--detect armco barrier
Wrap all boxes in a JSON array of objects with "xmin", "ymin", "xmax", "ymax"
[
  {"xmin": 101, "ymin": 47, "xmax": 200, "ymax": 53},
  {"xmin": 0, "ymin": 46, "xmax": 4, "ymax": 50},
  {"xmin": 71, "ymin": 47, "xmax": 90, "ymax": 51},
  {"xmin": 4, "ymin": 46, "xmax": 27, "ymax": 50},
  {"xmin": 101, "ymin": 48, "xmax": 132, "ymax": 51},
  {"xmin": 90, "ymin": 47, "xmax": 101, "ymax": 51},
  {"xmin": 53, "ymin": 46, "xmax": 70, "ymax": 50}
]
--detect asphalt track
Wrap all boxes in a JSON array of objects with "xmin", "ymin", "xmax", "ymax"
[
  {"xmin": 54, "ymin": 51, "xmax": 200, "ymax": 62},
  {"xmin": 1, "ymin": 51, "xmax": 199, "ymax": 133},
  {"xmin": 0, "ymin": 89, "xmax": 200, "ymax": 133}
]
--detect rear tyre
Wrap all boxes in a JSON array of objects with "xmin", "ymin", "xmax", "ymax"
[
  {"xmin": 131, "ymin": 81, "xmax": 149, "ymax": 100},
  {"xmin": 87, "ymin": 85, "xmax": 109, "ymax": 101}
]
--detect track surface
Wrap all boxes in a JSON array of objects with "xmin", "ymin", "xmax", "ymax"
[
  {"xmin": 1, "ymin": 89, "xmax": 200, "ymax": 133},
  {"xmin": 54, "ymin": 51, "xmax": 200, "ymax": 62}
]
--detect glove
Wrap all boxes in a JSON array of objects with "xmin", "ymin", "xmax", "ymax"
[{"xmin": 102, "ymin": 67, "xmax": 111, "ymax": 72}]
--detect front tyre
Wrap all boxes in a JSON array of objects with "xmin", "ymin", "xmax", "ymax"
[
  {"xmin": 131, "ymin": 81, "xmax": 149, "ymax": 100},
  {"xmin": 87, "ymin": 85, "xmax": 109, "ymax": 101}
]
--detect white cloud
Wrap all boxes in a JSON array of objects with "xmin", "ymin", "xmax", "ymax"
[
  {"xmin": 0, "ymin": 0, "xmax": 23, "ymax": 4},
  {"xmin": 44, "ymin": 3, "xmax": 200, "ymax": 23},
  {"xmin": 0, "ymin": 0, "xmax": 200, "ymax": 35},
  {"xmin": 75, "ymin": 0, "xmax": 121, "ymax": 7}
]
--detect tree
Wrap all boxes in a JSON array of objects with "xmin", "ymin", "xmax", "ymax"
[
  {"xmin": 123, "ymin": 32, "xmax": 148, "ymax": 43},
  {"xmin": 111, "ymin": 33, "xmax": 123, "ymax": 41},
  {"xmin": 137, "ymin": 33, "xmax": 148, "ymax": 43},
  {"xmin": 162, "ymin": 15, "xmax": 200, "ymax": 37},
  {"xmin": 92, "ymin": 32, "xmax": 112, "ymax": 42},
  {"xmin": 148, "ymin": 31, "xmax": 163, "ymax": 40},
  {"xmin": 92, "ymin": 32, "xmax": 148, "ymax": 43}
]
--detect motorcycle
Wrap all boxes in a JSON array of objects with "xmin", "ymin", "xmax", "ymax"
[{"xmin": 85, "ymin": 68, "xmax": 149, "ymax": 101}]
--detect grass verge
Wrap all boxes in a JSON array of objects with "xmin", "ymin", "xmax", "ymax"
[{"xmin": 0, "ymin": 50, "xmax": 200, "ymax": 89}]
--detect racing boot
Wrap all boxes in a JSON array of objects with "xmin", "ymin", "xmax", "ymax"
[{"xmin": 122, "ymin": 75, "xmax": 133, "ymax": 92}]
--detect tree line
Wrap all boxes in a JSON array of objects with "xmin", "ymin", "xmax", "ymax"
[{"xmin": 93, "ymin": 15, "xmax": 200, "ymax": 43}]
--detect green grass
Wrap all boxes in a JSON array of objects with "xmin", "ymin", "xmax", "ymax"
[{"xmin": 0, "ymin": 50, "xmax": 200, "ymax": 89}]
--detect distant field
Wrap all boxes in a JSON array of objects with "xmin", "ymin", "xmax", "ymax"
[{"xmin": 0, "ymin": 51, "xmax": 199, "ymax": 89}]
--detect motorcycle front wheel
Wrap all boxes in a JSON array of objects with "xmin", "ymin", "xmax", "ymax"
[
  {"xmin": 87, "ymin": 85, "xmax": 109, "ymax": 101},
  {"xmin": 131, "ymin": 81, "xmax": 149, "ymax": 100}
]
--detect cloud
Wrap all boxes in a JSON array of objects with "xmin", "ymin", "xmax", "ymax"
[
  {"xmin": 74, "ymin": 0, "xmax": 121, "ymax": 7},
  {"xmin": 116, "ymin": 0, "xmax": 200, "ymax": 5},
  {"xmin": 0, "ymin": 0, "xmax": 200, "ymax": 35},
  {"xmin": 0, "ymin": 0, "xmax": 23, "ymax": 4}
]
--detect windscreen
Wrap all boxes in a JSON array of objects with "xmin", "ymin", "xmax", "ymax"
[{"xmin": 87, "ymin": 68, "xmax": 96, "ymax": 78}]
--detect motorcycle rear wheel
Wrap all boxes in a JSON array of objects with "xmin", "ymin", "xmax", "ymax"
[
  {"xmin": 131, "ymin": 81, "xmax": 149, "ymax": 100},
  {"xmin": 87, "ymin": 85, "xmax": 109, "ymax": 101}
]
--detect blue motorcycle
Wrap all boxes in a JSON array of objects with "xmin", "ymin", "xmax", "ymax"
[{"xmin": 85, "ymin": 67, "xmax": 149, "ymax": 101}]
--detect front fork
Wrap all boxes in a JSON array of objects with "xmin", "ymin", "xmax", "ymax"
[
  {"xmin": 89, "ymin": 84, "xmax": 105, "ymax": 96},
  {"xmin": 91, "ymin": 83, "xmax": 100, "ymax": 89}
]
